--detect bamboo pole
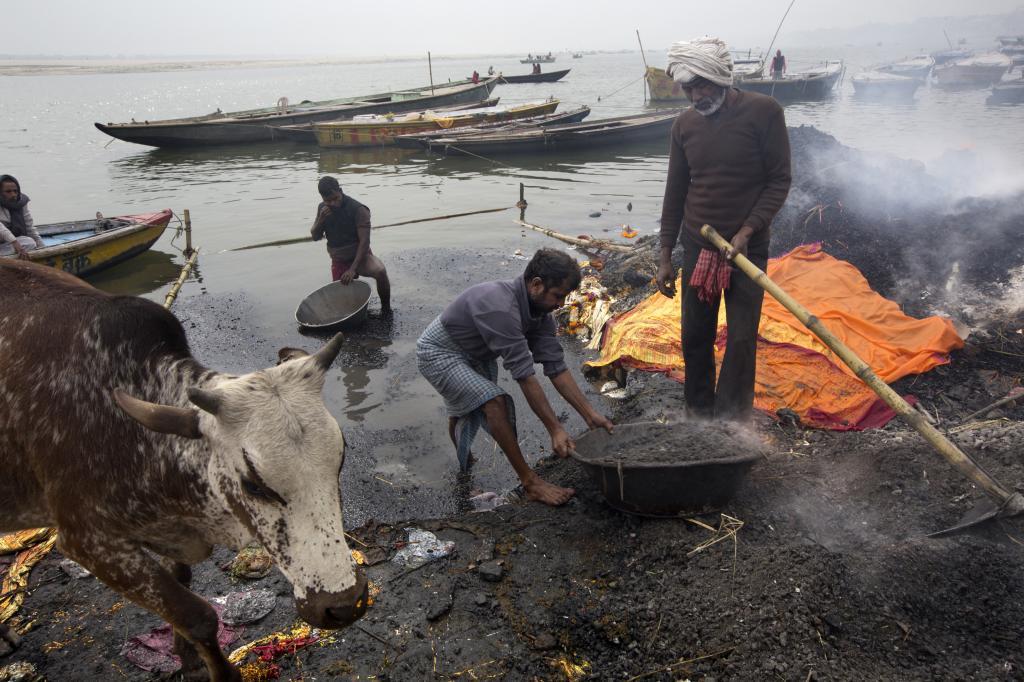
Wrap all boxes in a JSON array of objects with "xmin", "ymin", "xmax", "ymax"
[
  {"xmin": 699, "ymin": 224, "xmax": 1024, "ymax": 513},
  {"xmin": 183, "ymin": 209, "xmax": 194, "ymax": 256},
  {"xmin": 516, "ymin": 219, "xmax": 635, "ymax": 254},
  {"xmin": 636, "ymin": 29, "xmax": 650, "ymax": 102},
  {"xmin": 428, "ymin": 51, "xmax": 435, "ymax": 95},
  {"xmin": 163, "ymin": 248, "xmax": 200, "ymax": 310}
]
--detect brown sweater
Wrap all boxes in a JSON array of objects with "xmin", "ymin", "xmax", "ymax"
[{"xmin": 659, "ymin": 89, "xmax": 791, "ymax": 251}]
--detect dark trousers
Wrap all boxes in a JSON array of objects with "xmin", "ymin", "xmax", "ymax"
[{"xmin": 680, "ymin": 242, "xmax": 768, "ymax": 421}]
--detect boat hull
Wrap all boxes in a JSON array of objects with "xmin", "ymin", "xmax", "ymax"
[
  {"xmin": 96, "ymin": 80, "xmax": 498, "ymax": 148},
  {"xmin": 934, "ymin": 63, "xmax": 1011, "ymax": 88},
  {"xmin": 852, "ymin": 78, "xmax": 922, "ymax": 100},
  {"xmin": 21, "ymin": 210, "xmax": 173, "ymax": 278},
  {"xmin": 392, "ymin": 106, "xmax": 592, "ymax": 149},
  {"xmin": 645, "ymin": 66, "xmax": 842, "ymax": 103},
  {"xmin": 498, "ymin": 69, "xmax": 571, "ymax": 84}
]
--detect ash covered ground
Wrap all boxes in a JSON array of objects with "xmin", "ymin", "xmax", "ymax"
[{"xmin": 3, "ymin": 126, "xmax": 1024, "ymax": 681}]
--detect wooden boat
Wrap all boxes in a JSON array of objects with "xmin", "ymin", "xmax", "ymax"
[
  {"xmin": 419, "ymin": 110, "xmax": 679, "ymax": 156},
  {"xmin": 645, "ymin": 62, "xmax": 843, "ymax": 103},
  {"xmin": 313, "ymin": 99, "xmax": 560, "ymax": 148},
  {"xmin": 498, "ymin": 68, "xmax": 571, "ymax": 84},
  {"xmin": 5, "ymin": 210, "xmax": 173, "ymax": 277},
  {"xmin": 934, "ymin": 53, "xmax": 1012, "ymax": 88},
  {"xmin": 877, "ymin": 55, "xmax": 935, "ymax": 80},
  {"xmin": 267, "ymin": 97, "xmax": 501, "ymax": 143},
  {"xmin": 852, "ymin": 71, "xmax": 922, "ymax": 100},
  {"xmin": 521, "ymin": 55, "xmax": 556, "ymax": 64},
  {"xmin": 95, "ymin": 78, "xmax": 499, "ymax": 148},
  {"xmin": 572, "ymin": 53, "xmax": 583, "ymax": 59},
  {"xmin": 988, "ymin": 71, "xmax": 1024, "ymax": 104},
  {"xmin": 393, "ymin": 106, "xmax": 592, "ymax": 149},
  {"xmin": 931, "ymin": 48, "xmax": 973, "ymax": 65}
]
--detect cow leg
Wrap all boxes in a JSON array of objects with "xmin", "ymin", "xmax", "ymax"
[
  {"xmin": 64, "ymin": 541, "xmax": 240, "ymax": 682},
  {"xmin": 166, "ymin": 561, "xmax": 208, "ymax": 679}
]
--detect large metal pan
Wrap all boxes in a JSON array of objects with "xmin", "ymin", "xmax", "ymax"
[{"xmin": 295, "ymin": 279, "xmax": 371, "ymax": 331}]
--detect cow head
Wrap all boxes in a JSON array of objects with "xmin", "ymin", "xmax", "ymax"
[{"xmin": 114, "ymin": 333, "xmax": 367, "ymax": 629}]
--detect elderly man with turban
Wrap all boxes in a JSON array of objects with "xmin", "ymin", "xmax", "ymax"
[{"xmin": 655, "ymin": 37, "xmax": 792, "ymax": 422}]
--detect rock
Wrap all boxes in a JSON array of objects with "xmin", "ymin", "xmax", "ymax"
[
  {"xmin": 220, "ymin": 589, "xmax": 277, "ymax": 625},
  {"xmin": 477, "ymin": 560, "xmax": 504, "ymax": 583},
  {"xmin": 531, "ymin": 631, "xmax": 558, "ymax": 650},
  {"xmin": 473, "ymin": 592, "xmax": 489, "ymax": 606},
  {"xmin": 425, "ymin": 594, "xmax": 452, "ymax": 621}
]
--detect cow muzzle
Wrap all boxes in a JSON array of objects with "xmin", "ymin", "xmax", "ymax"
[{"xmin": 297, "ymin": 569, "xmax": 369, "ymax": 629}]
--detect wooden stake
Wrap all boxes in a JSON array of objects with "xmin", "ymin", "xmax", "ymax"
[
  {"xmin": 163, "ymin": 248, "xmax": 200, "ymax": 310},
  {"xmin": 428, "ymin": 51, "xmax": 434, "ymax": 95},
  {"xmin": 182, "ymin": 209, "xmax": 194, "ymax": 257}
]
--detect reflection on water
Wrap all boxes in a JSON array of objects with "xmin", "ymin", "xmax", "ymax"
[{"xmin": 87, "ymin": 248, "xmax": 191, "ymax": 295}]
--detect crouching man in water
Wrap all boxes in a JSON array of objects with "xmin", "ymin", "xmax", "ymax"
[
  {"xmin": 311, "ymin": 176, "xmax": 392, "ymax": 315},
  {"xmin": 417, "ymin": 248, "xmax": 614, "ymax": 506}
]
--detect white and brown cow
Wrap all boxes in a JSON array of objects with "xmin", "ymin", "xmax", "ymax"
[{"xmin": 0, "ymin": 259, "xmax": 367, "ymax": 681}]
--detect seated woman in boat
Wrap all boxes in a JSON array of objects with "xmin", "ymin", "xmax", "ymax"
[{"xmin": 0, "ymin": 175, "xmax": 43, "ymax": 260}]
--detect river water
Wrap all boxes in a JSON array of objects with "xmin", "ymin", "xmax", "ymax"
[{"xmin": 3, "ymin": 48, "xmax": 1021, "ymax": 522}]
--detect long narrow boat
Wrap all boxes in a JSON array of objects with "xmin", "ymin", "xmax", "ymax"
[
  {"xmin": 420, "ymin": 110, "xmax": 679, "ymax": 156},
  {"xmin": 393, "ymin": 105, "xmax": 592, "ymax": 149},
  {"xmin": 934, "ymin": 53, "xmax": 1012, "ymax": 88},
  {"xmin": 95, "ymin": 78, "xmax": 499, "ymax": 148},
  {"xmin": 498, "ymin": 68, "xmax": 571, "ymax": 84},
  {"xmin": 645, "ymin": 63, "xmax": 843, "ymax": 103},
  {"xmin": 267, "ymin": 97, "xmax": 501, "ymax": 143},
  {"xmin": 5, "ymin": 210, "xmax": 173, "ymax": 277},
  {"xmin": 313, "ymin": 99, "xmax": 560, "ymax": 148}
]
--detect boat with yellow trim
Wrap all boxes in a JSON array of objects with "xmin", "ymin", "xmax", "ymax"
[
  {"xmin": 9, "ymin": 210, "xmax": 174, "ymax": 278},
  {"xmin": 313, "ymin": 99, "xmax": 560, "ymax": 148}
]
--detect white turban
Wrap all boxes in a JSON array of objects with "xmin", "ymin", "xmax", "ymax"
[{"xmin": 666, "ymin": 37, "xmax": 734, "ymax": 87}]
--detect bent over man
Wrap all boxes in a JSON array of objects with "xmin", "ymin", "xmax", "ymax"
[
  {"xmin": 417, "ymin": 249, "xmax": 613, "ymax": 506},
  {"xmin": 311, "ymin": 176, "xmax": 392, "ymax": 315},
  {"xmin": 656, "ymin": 37, "xmax": 792, "ymax": 422},
  {"xmin": 0, "ymin": 175, "xmax": 44, "ymax": 259}
]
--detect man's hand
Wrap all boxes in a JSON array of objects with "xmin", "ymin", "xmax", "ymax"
[
  {"xmin": 656, "ymin": 248, "xmax": 676, "ymax": 298},
  {"xmin": 586, "ymin": 413, "xmax": 615, "ymax": 434},
  {"xmin": 317, "ymin": 204, "xmax": 332, "ymax": 221},
  {"xmin": 727, "ymin": 225, "xmax": 756, "ymax": 261},
  {"xmin": 14, "ymin": 243, "xmax": 30, "ymax": 260},
  {"xmin": 551, "ymin": 428, "xmax": 576, "ymax": 458},
  {"xmin": 337, "ymin": 269, "xmax": 356, "ymax": 285}
]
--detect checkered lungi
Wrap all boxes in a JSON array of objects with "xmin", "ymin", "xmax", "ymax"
[{"xmin": 416, "ymin": 316, "xmax": 517, "ymax": 471}]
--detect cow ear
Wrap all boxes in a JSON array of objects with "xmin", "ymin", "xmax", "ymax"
[
  {"xmin": 114, "ymin": 389, "xmax": 201, "ymax": 439},
  {"xmin": 277, "ymin": 347, "xmax": 309, "ymax": 365},
  {"xmin": 310, "ymin": 333, "xmax": 345, "ymax": 371},
  {"xmin": 187, "ymin": 387, "xmax": 223, "ymax": 416}
]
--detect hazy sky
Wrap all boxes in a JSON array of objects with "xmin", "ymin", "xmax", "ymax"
[{"xmin": 7, "ymin": 0, "xmax": 1020, "ymax": 57}]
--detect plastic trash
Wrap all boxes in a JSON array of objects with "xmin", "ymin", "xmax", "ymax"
[{"xmin": 391, "ymin": 528, "xmax": 455, "ymax": 567}]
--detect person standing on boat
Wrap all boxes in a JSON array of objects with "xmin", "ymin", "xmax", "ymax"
[
  {"xmin": 655, "ymin": 36, "xmax": 792, "ymax": 422},
  {"xmin": 0, "ymin": 175, "xmax": 43, "ymax": 260},
  {"xmin": 416, "ymin": 248, "xmax": 614, "ymax": 507},
  {"xmin": 310, "ymin": 176, "xmax": 392, "ymax": 315},
  {"xmin": 771, "ymin": 49, "xmax": 786, "ymax": 79}
]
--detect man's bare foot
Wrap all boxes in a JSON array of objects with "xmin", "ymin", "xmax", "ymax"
[{"xmin": 523, "ymin": 476, "xmax": 575, "ymax": 506}]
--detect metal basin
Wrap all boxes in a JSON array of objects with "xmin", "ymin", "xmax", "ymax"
[
  {"xmin": 295, "ymin": 279, "xmax": 372, "ymax": 331},
  {"xmin": 572, "ymin": 421, "xmax": 760, "ymax": 517}
]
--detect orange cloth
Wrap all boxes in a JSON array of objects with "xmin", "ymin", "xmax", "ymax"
[{"xmin": 588, "ymin": 244, "xmax": 964, "ymax": 429}]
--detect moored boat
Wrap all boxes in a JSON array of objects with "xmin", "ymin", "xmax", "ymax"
[
  {"xmin": 851, "ymin": 71, "xmax": 922, "ymax": 100},
  {"xmin": 645, "ymin": 62, "xmax": 843, "ymax": 103},
  {"xmin": 521, "ymin": 54, "xmax": 556, "ymax": 63},
  {"xmin": 498, "ymin": 68, "xmax": 571, "ymax": 84},
  {"xmin": 4, "ymin": 210, "xmax": 174, "ymax": 277},
  {"xmin": 934, "ymin": 52, "xmax": 1012, "ymax": 88},
  {"xmin": 95, "ymin": 78, "xmax": 499, "ymax": 148},
  {"xmin": 931, "ymin": 48, "xmax": 973, "ymax": 65},
  {"xmin": 418, "ymin": 110, "xmax": 680, "ymax": 156},
  {"xmin": 313, "ymin": 99, "xmax": 560, "ymax": 148},
  {"xmin": 393, "ymin": 105, "xmax": 592, "ymax": 149},
  {"xmin": 988, "ymin": 70, "xmax": 1024, "ymax": 104},
  {"xmin": 877, "ymin": 55, "xmax": 935, "ymax": 80}
]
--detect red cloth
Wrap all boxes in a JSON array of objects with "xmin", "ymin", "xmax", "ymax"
[
  {"xmin": 331, "ymin": 257, "xmax": 352, "ymax": 281},
  {"xmin": 688, "ymin": 248, "xmax": 732, "ymax": 303}
]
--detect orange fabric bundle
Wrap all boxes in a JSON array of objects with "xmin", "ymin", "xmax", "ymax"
[{"xmin": 587, "ymin": 244, "xmax": 964, "ymax": 429}]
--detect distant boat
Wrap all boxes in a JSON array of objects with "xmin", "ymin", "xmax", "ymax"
[
  {"xmin": 931, "ymin": 48, "xmax": 973, "ymax": 65},
  {"xmin": 498, "ymin": 68, "xmax": 571, "ymax": 84},
  {"xmin": 7, "ymin": 210, "xmax": 173, "ymax": 277},
  {"xmin": 393, "ymin": 106, "xmax": 592, "ymax": 149},
  {"xmin": 572, "ymin": 53, "xmax": 583, "ymax": 59},
  {"xmin": 521, "ymin": 54, "xmax": 556, "ymax": 64},
  {"xmin": 312, "ymin": 99, "xmax": 560, "ymax": 148},
  {"xmin": 988, "ymin": 70, "xmax": 1024, "ymax": 104},
  {"xmin": 852, "ymin": 71, "xmax": 922, "ymax": 100},
  {"xmin": 645, "ymin": 62, "xmax": 843, "ymax": 103},
  {"xmin": 877, "ymin": 55, "xmax": 935, "ymax": 80},
  {"xmin": 934, "ymin": 52, "xmax": 1012, "ymax": 88},
  {"xmin": 417, "ymin": 110, "xmax": 679, "ymax": 156},
  {"xmin": 95, "ymin": 78, "xmax": 498, "ymax": 148}
]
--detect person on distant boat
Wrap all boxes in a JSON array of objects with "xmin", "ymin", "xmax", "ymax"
[
  {"xmin": 311, "ymin": 176, "xmax": 392, "ymax": 315},
  {"xmin": 471, "ymin": 70, "xmax": 480, "ymax": 84},
  {"xmin": 656, "ymin": 36, "xmax": 792, "ymax": 422},
  {"xmin": 0, "ymin": 175, "xmax": 44, "ymax": 260},
  {"xmin": 533, "ymin": 63, "xmax": 542, "ymax": 75},
  {"xmin": 416, "ymin": 248, "xmax": 614, "ymax": 507},
  {"xmin": 771, "ymin": 49, "xmax": 787, "ymax": 79},
  {"xmin": 488, "ymin": 65, "xmax": 495, "ymax": 76}
]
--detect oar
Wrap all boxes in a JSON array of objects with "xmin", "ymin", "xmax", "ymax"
[
  {"xmin": 700, "ymin": 224, "xmax": 1024, "ymax": 538},
  {"xmin": 230, "ymin": 205, "xmax": 513, "ymax": 252}
]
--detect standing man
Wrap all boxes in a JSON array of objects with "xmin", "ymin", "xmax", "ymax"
[
  {"xmin": 0, "ymin": 175, "xmax": 44, "ymax": 260},
  {"xmin": 417, "ymin": 249, "xmax": 613, "ymax": 506},
  {"xmin": 311, "ymin": 176, "xmax": 392, "ymax": 315},
  {"xmin": 656, "ymin": 37, "xmax": 792, "ymax": 422},
  {"xmin": 771, "ymin": 49, "xmax": 787, "ymax": 80}
]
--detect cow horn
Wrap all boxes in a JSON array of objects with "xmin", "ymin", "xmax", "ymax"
[
  {"xmin": 187, "ymin": 387, "xmax": 223, "ymax": 415},
  {"xmin": 311, "ymin": 333, "xmax": 345, "ymax": 371},
  {"xmin": 113, "ymin": 389, "xmax": 201, "ymax": 439}
]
